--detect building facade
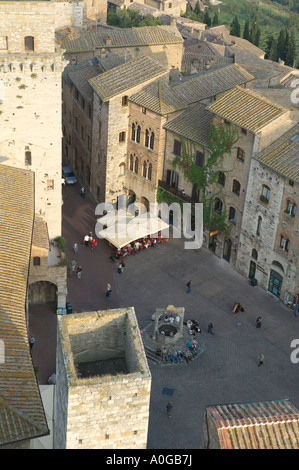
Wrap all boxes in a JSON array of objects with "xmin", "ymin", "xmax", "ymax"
[{"xmin": 0, "ymin": 0, "xmax": 68, "ymax": 239}]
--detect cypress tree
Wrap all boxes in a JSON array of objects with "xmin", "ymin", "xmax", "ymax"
[
  {"xmin": 277, "ymin": 27, "xmax": 288, "ymax": 62},
  {"xmin": 194, "ymin": 0, "xmax": 201, "ymax": 17},
  {"xmin": 243, "ymin": 18, "xmax": 250, "ymax": 40},
  {"xmin": 285, "ymin": 30, "xmax": 296, "ymax": 66},
  {"xmin": 212, "ymin": 12, "xmax": 219, "ymax": 26},
  {"xmin": 203, "ymin": 11, "xmax": 211, "ymax": 27},
  {"xmin": 268, "ymin": 38, "xmax": 278, "ymax": 62},
  {"xmin": 249, "ymin": 14, "xmax": 261, "ymax": 47},
  {"xmin": 230, "ymin": 16, "xmax": 241, "ymax": 37}
]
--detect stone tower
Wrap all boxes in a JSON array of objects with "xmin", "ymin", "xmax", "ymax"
[
  {"xmin": 55, "ymin": 308, "xmax": 151, "ymax": 449},
  {"xmin": 0, "ymin": 0, "xmax": 68, "ymax": 239}
]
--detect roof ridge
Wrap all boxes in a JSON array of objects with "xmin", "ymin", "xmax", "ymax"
[
  {"xmin": 235, "ymin": 86, "xmax": 287, "ymax": 112},
  {"xmin": 0, "ymin": 397, "xmax": 48, "ymax": 434}
]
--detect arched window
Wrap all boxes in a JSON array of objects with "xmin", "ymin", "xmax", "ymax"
[
  {"xmin": 25, "ymin": 151, "xmax": 32, "ymax": 166},
  {"xmin": 257, "ymin": 216, "xmax": 262, "ymax": 235},
  {"xmin": 261, "ymin": 184, "xmax": 270, "ymax": 203},
  {"xmin": 119, "ymin": 162, "xmax": 125, "ymax": 176},
  {"xmin": 134, "ymin": 157, "xmax": 139, "ymax": 174},
  {"xmin": 130, "ymin": 154, "xmax": 134, "ymax": 171},
  {"xmin": 150, "ymin": 132, "xmax": 154, "ymax": 150},
  {"xmin": 218, "ymin": 172, "xmax": 225, "ymax": 186},
  {"xmin": 143, "ymin": 160, "xmax": 147, "ymax": 178},
  {"xmin": 145, "ymin": 129, "xmax": 149, "ymax": 148},
  {"xmin": 148, "ymin": 163, "xmax": 152, "ymax": 181},
  {"xmin": 286, "ymin": 199, "xmax": 296, "ymax": 217},
  {"xmin": 232, "ymin": 179, "xmax": 241, "ymax": 196},
  {"xmin": 272, "ymin": 260, "xmax": 284, "ymax": 273},
  {"xmin": 214, "ymin": 198, "xmax": 223, "ymax": 215},
  {"xmin": 280, "ymin": 235, "xmax": 290, "ymax": 252},
  {"xmin": 25, "ymin": 36, "xmax": 34, "ymax": 51},
  {"xmin": 131, "ymin": 123, "xmax": 136, "ymax": 141},
  {"xmin": 228, "ymin": 207, "xmax": 237, "ymax": 224},
  {"xmin": 136, "ymin": 126, "xmax": 141, "ymax": 144},
  {"xmin": 251, "ymin": 249, "xmax": 258, "ymax": 260}
]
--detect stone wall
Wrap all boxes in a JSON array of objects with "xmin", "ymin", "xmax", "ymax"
[
  {"xmin": 55, "ymin": 1, "xmax": 84, "ymax": 29},
  {"xmin": 0, "ymin": 1, "xmax": 68, "ymax": 239},
  {"xmin": 55, "ymin": 308, "xmax": 151, "ymax": 449},
  {"xmin": 90, "ymin": 70, "xmax": 168, "ymax": 206},
  {"xmin": 126, "ymin": 102, "xmax": 169, "ymax": 206},
  {"xmin": 236, "ymin": 158, "xmax": 299, "ymax": 300}
]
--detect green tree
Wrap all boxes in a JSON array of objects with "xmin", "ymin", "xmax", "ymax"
[
  {"xmin": 171, "ymin": 123, "xmax": 239, "ymax": 235},
  {"xmin": 285, "ymin": 29, "xmax": 296, "ymax": 66},
  {"xmin": 212, "ymin": 12, "xmax": 219, "ymax": 26},
  {"xmin": 268, "ymin": 37, "xmax": 278, "ymax": 61},
  {"xmin": 249, "ymin": 14, "xmax": 261, "ymax": 46},
  {"xmin": 139, "ymin": 15, "xmax": 162, "ymax": 26},
  {"xmin": 203, "ymin": 11, "xmax": 212, "ymax": 27},
  {"xmin": 194, "ymin": 0, "xmax": 201, "ymax": 17},
  {"xmin": 277, "ymin": 27, "xmax": 288, "ymax": 61},
  {"xmin": 243, "ymin": 18, "xmax": 250, "ymax": 40},
  {"xmin": 265, "ymin": 35, "xmax": 275, "ymax": 59},
  {"xmin": 230, "ymin": 16, "xmax": 241, "ymax": 37}
]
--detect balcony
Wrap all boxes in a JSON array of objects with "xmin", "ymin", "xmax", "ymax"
[{"xmin": 158, "ymin": 180, "xmax": 199, "ymax": 205}]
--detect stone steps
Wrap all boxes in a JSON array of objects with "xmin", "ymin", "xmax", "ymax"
[{"xmin": 144, "ymin": 345, "xmax": 162, "ymax": 364}]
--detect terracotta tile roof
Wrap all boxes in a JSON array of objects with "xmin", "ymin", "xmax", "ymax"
[
  {"xmin": 163, "ymin": 103, "xmax": 212, "ymax": 147},
  {"xmin": 0, "ymin": 165, "xmax": 49, "ymax": 447},
  {"xmin": 59, "ymin": 25, "xmax": 183, "ymax": 54},
  {"xmin": 32, "ymin": 216, "xmax": 50, "ymax": 251},
  {"xmin": 68, "ymin": 63, "xmax": 102, "ymax": 101},
  {"xmin": 96, "ymin": 51, "xmax": 134, "ymax": 72},
  {"xmin": 89, "ymin": 56, "xmax": 168, "ymax": 102},
  {"xmin": 206, "ymin": 400, "xmax": 299, "ymax": 449},
  {"xmin": 208, "ymin": 86, "xmax": 287, "ymax": 132},
  {"xmin": 172, "ymin": 64, "xmax": 254, "ymax": 105},
  {"xmin": 129, "ymin": 78, "xmax": 189, "ymax": 115},
  {"xmin": 254, "ymin": 124, "xmax": 299, "ymax": 182}
]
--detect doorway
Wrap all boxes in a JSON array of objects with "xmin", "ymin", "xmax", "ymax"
[
  {"xmin": 268, "ymin": 270, "xmax": 283, "ymax": 298},
  {"xmin": 249, "ymin": 261, "xmax": 256, "ymax": 279},
  {"xmin": 223, "ymin": 237, "xmax": 232, "ymax": 262}
]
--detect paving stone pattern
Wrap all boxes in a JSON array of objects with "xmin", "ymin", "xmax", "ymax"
[{"xmin": 62, "ymin": 183, "xmax": 299, "ymax": 449}]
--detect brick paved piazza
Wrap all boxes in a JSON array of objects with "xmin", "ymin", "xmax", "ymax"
[{"xmin": 62, "ymin": 183, "xmax": 299, "ymax": 449}]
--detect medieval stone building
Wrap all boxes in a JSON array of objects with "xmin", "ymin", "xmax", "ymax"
[
  {"xmin": 236, "ymin": 124, "xmax": 299, "ymax": 302},
  {"xmin": 55, "ymin": 308, "xmax": 151, "ymax": 449}
]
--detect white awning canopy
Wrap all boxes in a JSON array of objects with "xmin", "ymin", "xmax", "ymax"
[{"xmin": 97, "ymin": 210, "xmax": 169, "ymax": 249}]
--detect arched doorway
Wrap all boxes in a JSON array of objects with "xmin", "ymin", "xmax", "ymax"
[
  {"xmin": 223, "ymin": 237, "xmax": 232, "ymax": 262},
  {"xmin": 29, "ymin": 281, "xmax": 57, "ymax": 306},
  {"xmin": 127, "ymin": 190, "xmax": 136, "ymax": 206},
  {"xmin": 268, "ymin": 270, "xmax": 283, "ymax": 298},
  {"xmin": 140, "ymin": 197, "xmax": 150, "ymax": 213}
]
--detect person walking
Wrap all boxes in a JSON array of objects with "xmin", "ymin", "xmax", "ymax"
[
  {"xmin": 91, "ymin": 238, "xmax": 97, "ymax": 250},
  {"xmin": 73, "ymin": 242, "xmax": 78, "ymax": 254},
  {"xmin": 186, "ymin": 280, "xmax": 192, "ymax": 294},
  {"xmin": 207, "ymin": 323, "xmax": 214, "ymax": 335},
  {"xmin": 84, "ymin": 234, "xmax": 89, "ymax": 247},
  {"xmin": 76, "ymin": 266, "xmax": 82, "ymax": 279},
  {"xmin": 256, "ymin": 317, "xmax": 262, "ymax": 328},
  {"xmin": 258, "ymin": 353, "xmax": 264, "ymax": 367},
  {"xmin": 166, "ymin": 402, "xmax": 173, "ymax": 418},
  {"xmin": 29, "ymin": 335, "xmax": 35, "ymax": 350},
  {"xmin": 70, "ymin": 259, "xmax": 76, "ymax": 277},
  {"xmin": 106, "ymin": 289, "xmax": 111, "ymax": 301},
  {"xmin": 80, "ymin": 186, "xmax": 85, "ymax": 198}
]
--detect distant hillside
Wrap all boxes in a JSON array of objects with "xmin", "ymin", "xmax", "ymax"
[{"xmin": 210, "ymin": 0, "xmax": 299, "ymax": 63}]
